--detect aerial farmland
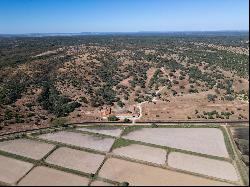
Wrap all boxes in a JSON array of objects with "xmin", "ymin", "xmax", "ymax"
[
  {"xmin": 0, "ymin": 123, "xmax": 248, "ymax": 186},
  {"xmin": 0, "ymin": 0, "xmax": 249, "ymax": 186}
]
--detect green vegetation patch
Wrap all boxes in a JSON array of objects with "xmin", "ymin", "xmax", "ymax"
[
  {"xmin": 112, "ymin": 138, "xmax": 136, "ymax": 150},
  {"xmin": 83, "ymin": 126, "xmax": 121, "ymax": 130},
  {"xmin": 220, "ymin": 127, "xmax": 235, "ymax": 160},
  {"xmin": 37, "ymin": 83, "xmax": 81, "ymax": 117}
]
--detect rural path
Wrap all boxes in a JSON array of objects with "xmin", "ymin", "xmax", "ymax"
[{"xmin": 117, "ymin": 67, "xmax": 172, "ymax": 124}]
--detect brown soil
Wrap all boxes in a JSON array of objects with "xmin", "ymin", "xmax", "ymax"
[{"xmin": 140, "ymin": 91, "xmax": 249, "ymax": 121}]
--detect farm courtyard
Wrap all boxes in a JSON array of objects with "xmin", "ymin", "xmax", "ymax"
[{"xmin": 0, "ymin": 123, "xmax": 248, "ymax": 186}]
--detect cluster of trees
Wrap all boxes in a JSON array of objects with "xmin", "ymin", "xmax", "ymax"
[
  {"xmin": 90, "ymin": 85, "xmax": 119, "ymax": 107},
  {"xmin": 207, "ymin": 94, "xmax": 218, "ymax": 102},
  {"xmin": 196, "ymin": 110, "xmax": 234, "ymax": 119},
  {"xmin": 188, "ymin": 66, "xmax": 216, "ymax": 88},
  {"xmin": 0, "ymin": 82, "xmax": 25, "ymax": 105},
  {"xmin": 37, "ymin": 83, "xmax": 81, "ymax": 117},
  {"xmin": 184, "ymin": 46, "xmax": 249, "ymax": 78},
  {"xmin": 149, "ymin": 69, "xmax": 161, "ymax": 88},
  {"xmin": 126, "ymin": 62, "xmax": 150, "ymax": 89}
]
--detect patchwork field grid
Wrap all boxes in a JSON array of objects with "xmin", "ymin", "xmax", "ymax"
[{"xmin": 0, "ymin": 123, "xmax": 247, "ymax": 186}]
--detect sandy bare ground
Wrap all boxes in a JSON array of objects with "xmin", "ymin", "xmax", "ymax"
[
  {"xmin": 113, "ymin": 144, "xmax": 167, "ymax": 165},
  {"xmin": 39, "ymin": 131, "xmax": 115, "ymax": 152},
  {"xmin": 98, "ymin": 158, "xmax": 232, "ymax": 186},
  {"xmin": 168, "ymin": 152, "xmax": 239, "ymax": 182},
  {"xmin": 90, "ymin": 180, "xmax": 114, "ymax": 186},
  {"xmin": 78, "ymin": 127, "xmax": 123, "ymax": 137},
  {"xmin": 139, "ymin": 91, "xmax": 249, "ymax": 121},
  {"xmin": 0, "ymin": 155, "xmax": 33, "ymax": 185},
  {"xmin": 18, "ymin": 166, "xmax": 89, "ymax": 186},
  {"xmin": 123, "ymin": 128, "xmax": 229, "ymax": 157},
  {"xmin": 46, "ymin": 147, "xmax": 105, "ymax": 174},
  {"xmin": 0, "ymin": 139, "xmax": 55, "ymax": 160}
]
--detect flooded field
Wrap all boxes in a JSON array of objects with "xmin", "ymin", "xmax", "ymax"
[
  {"xmin": 0, "ymin": 139, "xmax": 55, "ymax": 160},
  {"xmin": 39, "ymin": 131, "xmax": 115, "ymax": 152},
  {"xmin": 18, "ymin": 166, "xmax": 89, "ymax": 186},
  {"xmin": 0, "ymin": 124, "xmax": 245, "ymax": 186},
  {"xmin": 231, "ymin": 127, "xmax": 249, "ymax": 141},
  {"xmin": 90, "ymin": 180, "xmax": 114, "ymax": 186},
  {"xmin": 123, "ymin": 128, "xmax": 229, "ymax": 157},
  {"xmin": 46, "ymin": 147, "xmax": 105, "ymax": 174},
  {"xmin": 98, "ymin": 158, "xmax": 232, "ymax": 186},
  {"xmin": 168, "ymin": 152, "xmax": 239, "ymax": 181},
  {"xmin": 113, "ymin": 144, "xmax": 167, "ymax": 165},
  {"xmin": 78, "ymin": 127, "xmax": 123, "ymax": 137},
  {"xmin": 0, "ymin": 155, "xmax": 33, "ymax": 185}
]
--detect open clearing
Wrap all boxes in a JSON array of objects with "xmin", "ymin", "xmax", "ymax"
[
  {"xmin": 0, "ymin": 155, "xmax": 33, "ymax": 185},
  {"xmin": 123, "ymin": 128, "xmax": 229, "ymax": 157},
  {"xmin": 0, "ymin": 139, "xmax": 55, "ymax": 160},
  {"xmin": 39, "ymin": 131, "xmax": 115, "ymax": 152},
  {"xmin": 98, "ymin": 158, "xmax": 232, "ymax": 186},
  {"xmin": 46, "ymin": 147, "xmax": 105, "ymax": 174},
  {"xmin": 168, "ymin": 152, "xmax": 239, "ymax": 182},
  {"xmin": 112, "ymin": 144, "xmax": 167, "ymax": 165},
  {"xmin": 139, "ymin": 93, "xmax": 249, "ymax": 122},
  {"xmin": 78, "ymin": 127, "xmax": 123, "ymax": 137},
  {"xmin": 18, "ymin": 166, "xmax": 89, "ymax": 186}
]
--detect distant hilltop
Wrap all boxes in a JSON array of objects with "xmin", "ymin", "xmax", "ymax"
[{"xmin": 0, "ymin": 30, "xmax": 249, "ymax": 37}]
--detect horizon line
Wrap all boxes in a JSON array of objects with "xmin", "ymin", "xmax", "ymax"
[{"xmin": 0, "ymin": 30, "xmax": 249, "ymax": 35}]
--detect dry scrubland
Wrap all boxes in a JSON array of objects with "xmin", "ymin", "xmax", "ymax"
[
  {"xmin": 0, "ymin": 124, "xmax": 247, "ymax": 186},
  {"xmin": 0, "ymin": 34, "xmax": 249, "ymax": 134}
]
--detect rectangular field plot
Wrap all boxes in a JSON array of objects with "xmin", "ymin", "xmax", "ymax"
[
  {"xmin": 38, "ymin": 131, "xmax": 115, "ymax": 152},
  {"xmin": 112, "ymin": 144, "xmax": 167, "ymax": 165},
  {"xmin": 18, "ymin": 166, "xmax": 89, "ymax": 186},
  {"xmin": 0, "ymin": 139, "xmax": 55, "ymax": 160},
  {"xmin": 98, "ymin": 158, "xmax": 232, "ymax": 186},
  {"xmin": 123, "ymin": 128, "xmax": 229, "ymax": 157},
  {"xmin": 168, "ymin": 152, "xmax": 239, "ymax": 182},
  {"xmin": 90, "ymin": 180, "xmax": 114, "ymax": 186},
  {"xmin": 0, "ymin": 155, "xmax": 33, "ymax": 185},
  {"xmin": 46, "ymin": 147, "xmax": 105, "ymax": 174},
  {"xmin": 78, "ymin": 127, "xmax": 123, "ymax": 137}
]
